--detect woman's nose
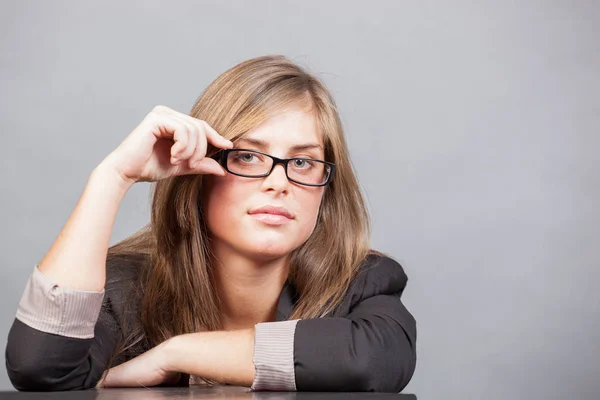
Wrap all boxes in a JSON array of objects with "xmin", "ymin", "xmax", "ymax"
[{"xmin": 262, "ymin": 163, "xmax": 289, "ymax": 192}]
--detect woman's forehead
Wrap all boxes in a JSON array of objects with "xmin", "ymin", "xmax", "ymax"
[
  {"xmin": 234, "ymin": 137, "xmax": 323, "ymax": 152},
  {"xmin": 236, "ymin": 109, "xmax": 324, "ymax": 150}
]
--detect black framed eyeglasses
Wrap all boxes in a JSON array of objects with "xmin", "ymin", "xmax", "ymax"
[{"xmin": 211, "ymin": 149, "xmax": 335, "ymax": 187}]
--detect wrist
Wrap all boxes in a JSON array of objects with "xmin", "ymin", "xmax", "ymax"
[
  {"xmin": 161, "ymin": 335, "xmax": 182, "ymax": 373},
  {"xmin": 92, "ymin": 159, "xmax": 136, "ymax": 192}
]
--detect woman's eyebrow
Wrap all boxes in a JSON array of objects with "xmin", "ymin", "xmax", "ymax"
[{"xmin": 236, "ymin": 137, "xmax": 323, "ymax": 152}]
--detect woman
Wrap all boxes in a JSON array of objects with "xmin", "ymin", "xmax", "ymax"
[{"xmin": 5, "ymin": 55, "xmax": 416, "ymax": 392}]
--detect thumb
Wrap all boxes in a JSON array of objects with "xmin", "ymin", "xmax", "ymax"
[{"xmin": 95, "ymin": 370, "xmax": 109, "ymax": 388}]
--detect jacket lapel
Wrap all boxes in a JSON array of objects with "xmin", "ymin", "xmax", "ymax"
[{"xmin": 276, "ymin": 281, "xmax": 298, "ymax": 321}]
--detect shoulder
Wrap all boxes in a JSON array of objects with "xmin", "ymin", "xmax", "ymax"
[
  {"xmin": 330, "ymin": 252, "xmax": 409, "ymax": 317},
  {"xmin": 353, "ymin": 251, "xmax": 408, "ymax": 295}
]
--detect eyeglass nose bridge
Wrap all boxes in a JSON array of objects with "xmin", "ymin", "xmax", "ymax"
[{"xmin": 266, "ymin": 155, "xmax": 291, "ymax": 178}]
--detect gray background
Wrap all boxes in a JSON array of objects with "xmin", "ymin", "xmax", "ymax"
[{"xmin": 1, "ymin": 1, "xmax": 598, "ymax": 399}]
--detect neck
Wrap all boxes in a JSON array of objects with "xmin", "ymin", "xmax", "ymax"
[{"xmin": 211, "ymin": 241, "xmax": 290, "ymax": 330}]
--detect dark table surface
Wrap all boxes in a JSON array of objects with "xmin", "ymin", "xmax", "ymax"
[{"xmin": 0, "ymin": 386, "xmax": 416, "ymax": 399}]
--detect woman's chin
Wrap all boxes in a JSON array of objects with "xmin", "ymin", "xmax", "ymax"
[
  {"xmin": 248, "ymin": 248, "xmax": 291, "ymax": 261},
  {"xmin": 242, "ymin": 241, "xmax": 295, "ymax": 261}
]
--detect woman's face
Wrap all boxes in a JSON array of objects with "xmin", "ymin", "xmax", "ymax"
[{"xmin": 203, "ymin": 108, "xmax": 326, "ymax": 261}]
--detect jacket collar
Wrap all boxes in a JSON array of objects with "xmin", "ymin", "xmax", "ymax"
[{"xmin": 276, "ymin": 280, "xmax": 298, "ymax": 321}]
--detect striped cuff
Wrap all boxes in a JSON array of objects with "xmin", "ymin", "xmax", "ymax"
[
  {"xmin": 251, "ymin": 319, "xmax": 299, "ymax": 391},
  {"xmin": 15, "ymin": 265, "xmax": 105, "ymax": 339}
]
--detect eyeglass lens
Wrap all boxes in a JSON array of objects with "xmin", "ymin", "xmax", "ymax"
[{"xmin": 227, "ymin": 150, "xmax": 330, "ymax": 185}]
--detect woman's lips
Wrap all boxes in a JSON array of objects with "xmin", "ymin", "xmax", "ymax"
[
  {"xmin": 247, "ymin": 205, "xmax": 294, "ymax": 226},
  {"xmin": 249, "ymin": 213, "xmax": 293, "ymax": 225}
]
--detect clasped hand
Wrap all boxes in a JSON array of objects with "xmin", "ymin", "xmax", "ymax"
[{"xmin": 97, "ymin": 340, "xmax": 180, "ymax": 388}]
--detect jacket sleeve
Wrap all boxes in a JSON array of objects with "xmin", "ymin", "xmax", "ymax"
[
  {"xmin": 5, "ymin": 266, "xmax": 120, "ymax": 391},
  {"xmin": 293, "ymin": 258, "xmax": 417, "ymax": 392}
]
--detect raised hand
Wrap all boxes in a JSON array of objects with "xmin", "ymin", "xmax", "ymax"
[{"xmin": 102, "ymin": 105, "xmax": 233, "ymax": 184}]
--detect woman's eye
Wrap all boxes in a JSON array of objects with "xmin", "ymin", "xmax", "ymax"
[
  {"xmin": 235, "ymin": 152, "xmax": 261, "ymax": 163},
  {"xmin": 293, "ymin": 159, "xmax": 312, "ymax": 169}
]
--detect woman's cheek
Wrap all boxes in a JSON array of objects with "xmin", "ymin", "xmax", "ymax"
[{"xmin": 297, "ymin": 193, "xmax": 324, "ymax": 241}]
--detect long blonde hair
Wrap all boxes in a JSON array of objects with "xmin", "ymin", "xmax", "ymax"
[{"xmin": 107, "ymin": 55, "xmax": 375, "ymax": 363}]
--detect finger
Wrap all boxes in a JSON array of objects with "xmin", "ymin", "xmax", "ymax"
[
  {"xmin": 152, "ymin": 106, "xmax": 232, "ymax": 153},
  {"xmin": 176, "ymin": 114, "xmax": 232, "ymax": 150},
  {"xmin": 147, "ymin": 105, "xmax": 188, "ymax": 157},
  {"xmin": 168, "ymin": 114, "xmax": 198, "ymax": 161},
  {"xmin": 158, "ymin": 108, "xmax": 232, "ymax": 149},
  {"xmin": 151, "ymin": 104, "xmax": 175, "ymax": 115},
  {"xmin": 201, "ymin": 121, "xmax": 233, "ymax": 149},
  {"xmin": 100, "ymin": 365, "xmax": 129, "ymax": 388},
  {"xmin": 188, "ymin": 129, "xmax": 207, "ymax": 169},
  {"xmin": 95, "ymin": 370, "xmax": 109, "ymax": 388},
  {"xmin": 178, "ymin": 157, "xmax": 227, "ymax": 177},
  {"xmin": 169, "ymin": 122, "xmax": 190, "ymax": 165},
  {"xmin": 102, "ymin": 363, "xmax": 150, "ymax": 388},
  {"xmin": 145, "ymin": 113, "xmax": 190, "ymax": 163}
]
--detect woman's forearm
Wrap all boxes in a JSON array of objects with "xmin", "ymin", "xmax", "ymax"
[
  {"xmin": 164, "ymin": 328, "xmax": 255, "ymax": 387},
  {"xmin": 38, "ymin": 162, "xmax": 134, "ymax": 292}
]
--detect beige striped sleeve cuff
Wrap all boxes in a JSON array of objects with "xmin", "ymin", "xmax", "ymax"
[
  {"xmin": 251, "ymin": 319, "xmax": 299, "ymax": 391},
  {"xmin": 15, "ymin": 265, "xmax": 105, "ymax": 339}
]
